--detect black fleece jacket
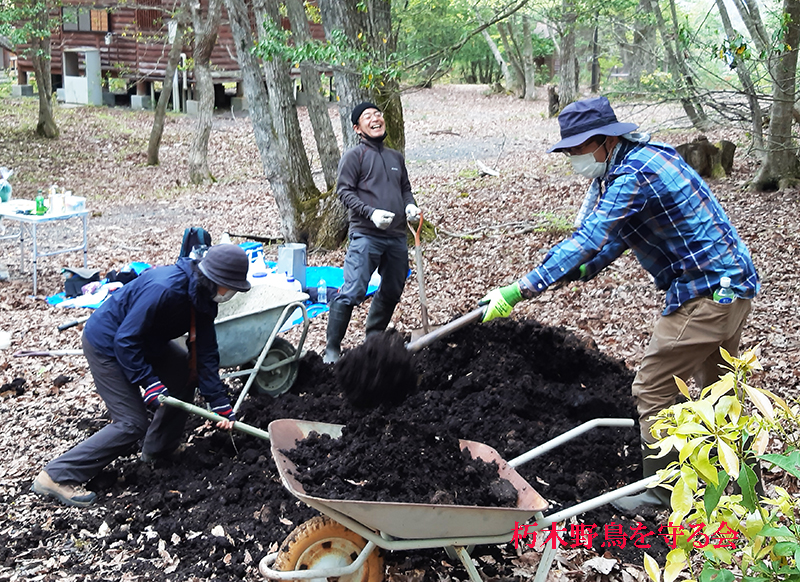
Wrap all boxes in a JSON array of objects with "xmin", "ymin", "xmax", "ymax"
[{"xmin": 336, "ymin": 138, "xmax": 416, "ymax": 238}]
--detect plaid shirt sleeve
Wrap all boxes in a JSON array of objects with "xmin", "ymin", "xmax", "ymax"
[
  {"xmin": 521, "ymin": 169, "xmax": 646, "ymax": 293},
  {"xmin": 521, "ymin": 142, "xmax": 758, "ymax": 313}
]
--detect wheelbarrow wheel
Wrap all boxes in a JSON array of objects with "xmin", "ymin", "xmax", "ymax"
[
  {"xmin": 273, "ymin": 515, "xmax": 384, "ymax": 582},
  {"xmin": 252, "ymin": 337, "xmax": 298, "ymax": 397}
]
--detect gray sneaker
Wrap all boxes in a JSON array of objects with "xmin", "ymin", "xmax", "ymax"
[{"xmin": 31, "ymin": 470, "xmax": 96, "ymax": 508}]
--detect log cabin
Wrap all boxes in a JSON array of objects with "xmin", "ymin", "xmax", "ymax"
[{"xmin": 13, "ymin": 0, "xmax": 326, "ymax": 108}]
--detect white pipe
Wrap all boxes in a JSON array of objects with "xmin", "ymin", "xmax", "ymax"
[{"xmin": 508, "ymin": 418, "xmax": 635, "ymax": 468}]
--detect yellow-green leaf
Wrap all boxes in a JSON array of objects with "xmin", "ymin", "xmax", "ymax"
[
  {"xmin": 720, "ymin": 346, "xmax": 735, "ymax": 367},
  {"xmin": 681, "ymin": 465, "xmax": 698, "ymax": 492},
  {"xmin": 695, "ymin": 443, "xmax": 718, "ymax": 484},
  {"xmin": 743, "ymin": 384, "xmax": 774, "ymax": 420},
  {"xmin": 718, "ymin": 438, "xmax": 740, "ymax": 478},
  {"xmin": 664, "ymin": 549, "xmax": 688, "ymax": 582},
  {"xmin": 681, "ymin": 436, "xmax": 709, "ymax": 463},
  {"xmin": 644, "ymin": 552, "xmax": 661, "ymax": 582},
  {"xmin": 671, "ymin": 477, "xmax": 693, "ymax": 515},
  {"xmin": 674, "ymin": 375, "xmax": 691, "ymax": 399},
  {"xmin": 694, "ymin": 399, "xmax": 716, "ymax": 429},
  {"xmin": 675, "ymin": 422, "xmax": 711, "ymax": 436},
  {"xmin": 754, "ymin": 429, "xmax": 769, "ymax": 455},
  {"xmin": 707, "ymin": 374, "xmax": 734, "ymax": 403}
]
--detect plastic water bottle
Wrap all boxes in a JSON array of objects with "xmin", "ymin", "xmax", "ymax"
[
  {"xmin": 318, "ymin": 279, "xmax": 327, "ymax": 305},
  {"xmin": 713, "ymin": 276, "xmax": 735, "ymax": 304}
]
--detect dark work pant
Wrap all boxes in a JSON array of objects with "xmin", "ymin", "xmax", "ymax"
[
  {"xmin": 46, "ymin": 334, "xmax": 192, "ymax": 484},
  {"xmin": 332, "ymin": 233, "xmax": 408, "ymax": 308}
]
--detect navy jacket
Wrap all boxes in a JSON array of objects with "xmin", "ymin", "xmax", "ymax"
[
  {"xmin": 337, "ymin": 138, "xmax": 416, "ymax": 238},
  {"xmin": 83, "ymin": 258, "xmax": 229, "ymax": 409}
]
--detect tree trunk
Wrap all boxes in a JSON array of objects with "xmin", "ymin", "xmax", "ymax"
[
  {"xmin": 728, "ymin": 0, "xmax": 770, "ymax": 53},
  {"xmin": 317, "ymin": 0, "xmax": 371, "ymax": 153},
  {"xmin": 225, "ymin": 0, "xmax": 346, "ymax": 247},
  {"xmin": 148, "ymin": 12, "xmax": 187, "ymax": 166},
  {"xmin": 629, "ymin": 0, "xmax": 656, "ymax": 86},
  {"xmin": 474, "ymin": 6, "xmax": 512, "ymax": 91},
  {"xmin": 666, "ymin": 0, "xmax": 709, "ymax": 127},
  {"xmin": 480, "ymin": 27, "xmax": 512, "ymax": 90},
  {"xmin": 590, "ymin": 23, "xmax": 600, "ymax": 93},
  {"xmin": 753, "ymin": 0, "xmax": 800, "ymax": 190},
  {"xmin": 188, "ymin": 0, "xmax": 222, "ymax": 185},
  {"xmin": 522, "ymin": 15, "xmax": 536, "ymax": 100},
  {"xmin": 640, "ymin": 0, "xmax": 709, "ymax": 129},
  {"xmin": 557, "ymin": 0, "xmax": 578, "ymax": 110},
  {"xmin": 497, "ymin": 20, "xmax": 525, "ymax": 95},
  {"xmin": 31, "ymin": 5, "xmax": 57, "ymax": 139},
  {"xmin": 364, "ymin": 0, "xmax": 405, "ymax": 155},
  {"xmin": 285, "ymin": 0, "xmax": 340, "ymax": 190},
  {"xmin": 714, "ymin": 0, "xmax": 764, "ymax": 156}
]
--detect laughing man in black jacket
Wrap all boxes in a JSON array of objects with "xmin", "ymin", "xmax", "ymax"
[{"xmin": 324, "ymin": 102, "xmax": 420, "ymax": 363}]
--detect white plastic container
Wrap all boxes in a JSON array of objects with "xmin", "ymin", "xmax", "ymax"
[{"xmin": 276, "ymin": 243, "xmax": 306, "ymax": 290}]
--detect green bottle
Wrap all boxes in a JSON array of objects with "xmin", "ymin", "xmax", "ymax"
[
  {"xmin": 713, "ymin": 276, "xmax": 735, "ymax": 304},
  {"xmin": 35, "ymin": 189, "xmax": 46, "ymax": 215}
]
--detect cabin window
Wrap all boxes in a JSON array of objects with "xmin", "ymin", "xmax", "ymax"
[
  {"xmin": 62, "ymin": 7, "xmax": 109, "ymax": 32},
  {"xmin": 136, "ymin": 0, "xmax": 162, "ymax": 31}
]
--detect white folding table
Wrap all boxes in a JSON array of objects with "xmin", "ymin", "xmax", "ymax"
[{"xmin": 0, "ymin": 200, "xmax": 89, "ymax": 295}]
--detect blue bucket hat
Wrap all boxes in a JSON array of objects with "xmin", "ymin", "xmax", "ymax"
[{"xmin": 547, "ymin": 97, "xmax": 638, "ymax": 153}]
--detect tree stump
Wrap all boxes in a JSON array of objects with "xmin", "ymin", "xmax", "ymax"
[{"xmin": 675, "ymin": 136, "xmax": 736, "ymax": 178}]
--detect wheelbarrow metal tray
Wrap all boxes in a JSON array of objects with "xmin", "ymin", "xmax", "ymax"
[
  {"xmin": 268, "ymin": 418, "xmax": 549, "ymax": 540},
  {"xmin": 214, "ymin": 285, "xmax": 308, "ymax": 368}
]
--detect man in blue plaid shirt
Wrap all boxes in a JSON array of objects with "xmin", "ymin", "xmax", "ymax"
[{"xmin": 480, "ymin": 97, "xmax": 759, "ymax": 512}]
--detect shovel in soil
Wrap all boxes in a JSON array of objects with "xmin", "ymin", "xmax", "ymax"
[
  {"xmin": 408, "ymin": 213, "xmax": 434, "ymax": 343},
  {"xmin": 337, "ymin": 306, "xmax": 486, "ymax": 408}
]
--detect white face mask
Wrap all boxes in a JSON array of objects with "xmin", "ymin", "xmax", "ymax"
[
  {"xmin": 569, "ymin": 138, "xmax": 609, "ymax": 179},
  {"xmin": 213, "ymin": 289, "xmax": 237, "ymax": 303}
]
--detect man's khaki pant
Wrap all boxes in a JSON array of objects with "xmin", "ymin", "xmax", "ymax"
[{"xmin": 633, "ymin": 296, "xmax": 752, "ymax": 445}]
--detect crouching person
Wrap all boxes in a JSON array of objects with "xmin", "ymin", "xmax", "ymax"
[{"xmin": 32, "ymin": 244, "xmax": 251, "ymax": 507}]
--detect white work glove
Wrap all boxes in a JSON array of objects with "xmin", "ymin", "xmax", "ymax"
[
  {"xmin": 405, "ymin": 203, "xmax": 421, "ymax": 222},
  {"xmin": 370, "ymin": 209, "xmax": 395, "ymax": 230}
]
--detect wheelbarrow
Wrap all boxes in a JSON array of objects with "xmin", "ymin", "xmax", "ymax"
[
  {"xmin": 257, "ymin": 417, "xmax": 659, "ymax": 582},
  {"xmin": 213, "ymin": 284, "xmax": 310, "ymax": 412}
]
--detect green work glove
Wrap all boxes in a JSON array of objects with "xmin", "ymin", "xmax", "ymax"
[{"xmin": 479, "ymin": 282, "xmax": 523, "ymax": 323}]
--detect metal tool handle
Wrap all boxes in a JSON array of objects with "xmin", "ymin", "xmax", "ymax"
[
  {"xmin": 58, "ymin": 315, "xmax": 91, "ymax": 332},
  {"xmin": 159, "ymin": 395, "xmax": 271, "ymax": 441},
  {"xmin": 406, "ymin": 306, "xmax": 485, "ymax": 353},
  {"xmin": 408, "ymin": 213, "xmax": 430, "ymax": 334}
]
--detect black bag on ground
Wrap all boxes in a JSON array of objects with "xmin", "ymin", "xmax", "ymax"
[
  {"xmin": 180, "ymin": 227, "xmax": 212, "ymax": 259},
  {"xmin": 62, "ymin": 267, "xmax": 101, "ymax": 298},
  {"xmin": 106, "ymin": 268, "xmax": 139, "ymax": 285}
]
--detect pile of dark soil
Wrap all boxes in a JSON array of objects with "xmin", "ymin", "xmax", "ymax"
[
  {"xmin": 284, "ymin": 414, "xmax": 518, "ymax": 507},
  {"xmin": 6, "ymin": 317, "xmax": 669, "ymax": 581}
]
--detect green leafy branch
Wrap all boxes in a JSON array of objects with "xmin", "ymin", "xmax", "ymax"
[
  {"xmin": 643, "ymin": 347, "xmax": 800, "ymax": 582},
  {"xmin": 252, "ymin": 20, "xmax": 401, "ymax": 90}
]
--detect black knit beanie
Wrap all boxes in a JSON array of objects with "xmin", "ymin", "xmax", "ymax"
[{"xmin": 351, "ymin": 102, "xmax": 380, "ymax": 125}]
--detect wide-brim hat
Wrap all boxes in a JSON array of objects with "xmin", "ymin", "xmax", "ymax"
[
  {"xmin": 548, "ymin": 97, "xmax": 638, "ymax": 153},
  {"xmin": 199, "ymin": 244, "xmax": 251, "ymax": 292}
]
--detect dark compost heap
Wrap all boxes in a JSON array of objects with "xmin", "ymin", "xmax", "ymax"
[
  {"xmin": 5, "ymin": 318, "xmax": 670, "ymax": 581},
  {"xmin": 283, "ymin": 415, "xmax": 518, "ymax": 507}
]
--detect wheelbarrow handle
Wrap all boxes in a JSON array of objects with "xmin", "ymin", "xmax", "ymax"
[
  {"xmin": 406, "ymin": 306, "xmax": 485, "ymax": 353},
  {"xmin": 159, "ymin": 395, "xmax": 271, "ymax": 441}
]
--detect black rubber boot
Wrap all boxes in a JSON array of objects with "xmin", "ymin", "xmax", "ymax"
[
  {"xmin": 611, "ymin": 446, "xmax": 677, "ymax": 514},
  {"xmin": 324, "ymin": 302, "xmax": 353, "ymax": 364},
  {"xmin": 364, "ymin": 295, "xmax": 397, "ymax": 338}
]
